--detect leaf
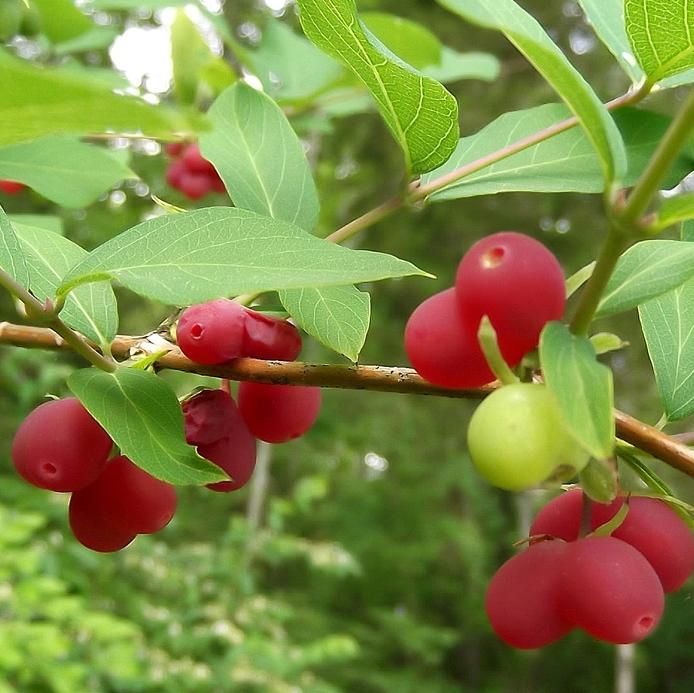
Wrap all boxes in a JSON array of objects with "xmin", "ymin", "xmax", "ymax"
[
  {"xmin": 566, "ymin": 261, "xmax": 596, "ymax": 299},
  {"xmin": 590, "ymin": 332, "xmax": 628, "ymax": 355},
  {"xmin": 577, "ymin": 0, "xmax": 645, "ymax": 83},
  {"xmin": 682, "ymin": 219, "xmax": 694, "ymax": 241},
  {"xmin": 422, "ymin": 48, "xmax": 500, "ymax": 84},
  {"xmin": 31, "ymin": 0, "xmax": 94, "ymax": 44},
  {"xmin": 654, "ymin": 193, "xmax": 694, "ymax": 231},
  {"xmin": 639, "ymin": 280, "xmax": 694, "ymax": 420},
  {"xmin": 424, "ymin": 106, "xmax": 686, "ymax": 199},
  {"xmin": 0, "ymin": 48, "xmax": 193, "ymax": 146},
  {"xmin": 171, "ymin": 9, "xmax": 214, "ymax": 105},
  {"xmin": 87, "ymin": 0, "xmax": 188, "ymax": 7},
  {"xmin": 53, "ymin": 27, "xmax": 119, "ymax": 55},
  {"xmin": 361, "ymin": 12, "xmax": 442, "ymax": 69},
  {"xmin": 0, "ymin": 135, "xmax": 135, "ymax": 208},
  {"xmin": 249, "ymin": 19, "xmax": 344, "ymax": 102},
  {"xmin": 68, "ymin": 368, "xmax": 226, "ymax": 486},
  {"xmin": 625, "ymin": 0, "xmax": 694, "ymax": 85},
  {"xmin": 8, "ymin": 214, "xmax": 63, "ymax": 234},
  {"xmin": 199, "ymin": 83, "xmax": 319, "ymax": 231},
  {"xmin": 296, "ymin": 0, "xmax": 459, "ymax": 174},
  {"xmin": 279, "ymin": 285, "xmax": 371, "ymax": 362},
  {"xmin": 12, "ymin": 223, "xmax": 118, "ymax": 346},
  {"xmin": 437, "ymin": 0, "xmax": 626, "ymax": 188},
  {"xmin": 58, "ymin": 207, "xmax": 429, "ymax": 306},
  {"xmin": 540, "ymin": 321, "xmax": 615, "ymax": 459},
  {"xmin": 597, "ymin": 240, "xmax": 694, "ymax": 316},
  {"xmin": 0, "ymin": 205, "xmax": 30, "ymax": 289}
]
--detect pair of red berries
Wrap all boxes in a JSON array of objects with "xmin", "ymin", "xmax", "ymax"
[
  {"xmin": 12, "ymin": 397, "xmax": 177, "ymax": 552},
  {"xmin": 178, "ymin": 299, "xmax": 322, "ymax": 445},
  {"xmin": 165, "ymin": 142, "xmax": 225, "ymax": 200},
  {"xmin": 0, "ymin": 179, "xmax": 25, "ymax": 194},
  {"xmin": 486, "ymin": 490, "xmax": 694, "ymax": 648},
  {"xmin": 405, "ymin": 232, "xmax": 565, "ymax": 388}
]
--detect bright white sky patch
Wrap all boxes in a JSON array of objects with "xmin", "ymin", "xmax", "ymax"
[{"xmin": 109, "ymin": 25, "xmax": 173, "ymax": 93}]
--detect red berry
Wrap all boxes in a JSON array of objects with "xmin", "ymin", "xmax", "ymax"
[
  {"xmin": 165, "ymin": 142, "xmax": 185, "ymax": 157},
  {"xmin": 178, "ymin": 171, "xmax": 211, "ymax": 200},
  {"xmin": 177, "ymin": 299, "xmax": 247, "ymax": 365},
  {"xmin": 238, "ymin": 382, "xmax": 321, "ymax": 443},
  {"xmin": 166, "ymin": 159, "xmax": 186, "ymax": 188},
  {"xmin": 70, "ymin": 455, "xmax": 177, "ymax": 537},
  {"xmin": 485, "ymin": 540, "xmax": 573, "ymax": 648},
  {"xmin": 404, "ymin": 288, "xmax": 501, "ymax": 388},
  {"xmin": 69, "ymin": 492, "xmax": 136, "ymax": 553},
  {"xmin": 182, "ymin": 388, "xmax": 238, "ymax": 446},
  {"xmin": 455, "ymin": 232, "xmax": 565, "ymax": 360},
  {"xmin": 593, "ymin": 497, "xmax": 694, "ymax": 593},
  {"xmin": 243, "ymin": 310, "xmax": 302, "ymax": 361},
  {"xmin": 182, "ymin": 143, "xmax": 216, "ymax": 175},
  {"xmin": 0, "ymin": 179, "xmax": 25, "ymax": 194},
  {"xmin": 529, "ymin": 488, "xmax": 584, "ymax": 542},
  {"xmin": 12, "ymin": 398, "xmax": 112, "ymax": 492},
  {"xmin": 558, "ymin": 536, "xmax": 664, "ymax": 644},
  {"xmin": 210, "ymin": 173, "xmax": 226, "ymax": 193}
]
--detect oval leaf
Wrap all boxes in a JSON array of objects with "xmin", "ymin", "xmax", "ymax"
[
  {"xmin": 639, "ymin": 280, "xmax": 694, "ymax": 420},
  {"xmin": 68, "ymin": 367, "xmax": 227, "ymax": 486},
  {"xmin": 199, "ymin": 83, "xmax": 319, "ymax": 231},
  {"xmin": 437, "ymin": 0, "xmax": 626, "ymax": 188},
  {"xmin": 0, "ymin": 135, "xmax": 135, "ymax": 208},
  {"xmin": 654, "ymin": 193, "xmax": 694, "ymax": 231},
  {"xmin": 296, "ymin": 0, "xmax": 459, "ymax": 174},
  {"xmin": 598, "ymin": 240, "xmax": 694, "ymax": 316},
  {"xmin": 0, "ymin": 205, "xmax": 30, "ymax": 289},
  {"xmin": 58, "ymin": 207, "xmax": 428, "ymax": 306},
  {"xmin": 279, "ymin": 285, "xmax": 371, "ymax": 363},
  {"xmin": 540, "ymin": 322, "xmax": 615, "ymax": 459},
  {"xmin": 13, "ymin": 223, "xmax": 118, "ymax": 346}
]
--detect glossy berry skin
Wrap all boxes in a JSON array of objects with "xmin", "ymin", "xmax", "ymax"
[
  {"xmin": 238, "ymin": 382, "xmax": 321, "ymax": 444},
  {"xmin": 404, "ymin": 289, "xmax": 500, "ymax": 388},
  {"xmin": 558, "ymin": 536, "xmax": 664, "ymax": 644},
  {"xmin": 183, "ymin": 388, "xmax": 239, "ymax": 446},
  {"xmin": 177, "ymin": 299, "xmax": 247, "ymax": 365},
  {"xmin": 69, "ymin": 491, "xmax": 136, "ymax": 553},
  {"xmin": 467, "ymin": 384, "xmax": 587, "ymax": 491},
  {"xmin": 531, "ymin": 490, "xmax": 694, "ymax": 592},
  {"xmin": 243, "ymin": 310, "xmax": 302, "ymax": 361},
  {"xmin": 12, "ymin": 398, "xmax": 112, "ymax": 492},
  {"xmin": 486, "ymin": 540, "xmax": 573, "ymax": 648},
  {"xmin": 455, "ymin": 232, "xmax": 565, "ymax": 360},
  {"xmin": 70, "ymin": 455, "xmax": 177, "ymax": 538},
  {"xmin": 0, "ymin": 179, "xmax": 24, "ymax": 194}
]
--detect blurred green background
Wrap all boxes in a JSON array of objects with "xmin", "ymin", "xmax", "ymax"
[{"xmin": 1, "ymin": 1, "xmax": 693, "ymax": 691}]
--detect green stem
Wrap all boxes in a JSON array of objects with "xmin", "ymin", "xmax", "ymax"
[
  {"xmin": 0, "ymin": 267, "xmax": 116, "ymax": 373},
  {"xmin": 569, "ymin": 226, "xmax": 629, "ymax": 335},
  {"xmin": 619, "ymin": 88, "xmax": 694, "ymax": 226},
  {"xmin": 477, "ymin": 316, "xmax": 519, "ymax": 385}
]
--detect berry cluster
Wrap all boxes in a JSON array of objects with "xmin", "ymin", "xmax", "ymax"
[
  {"xmin": 486, "ymin": 490, "xmax": 694, "ymax": 648},
  {"xmin": 165, "ymin": 142, "xmax": 225, "ymax": 200},
  {"xmin": 0, "ymin": 179, "xmax": 25, "ymax": 195},
  {"xmin": 405, "ymin": 231, "xmax": 565, "ymax": 389},
  {"xmin": 12, "ymin": 398, "xmax": 176, "ymax": 552}
]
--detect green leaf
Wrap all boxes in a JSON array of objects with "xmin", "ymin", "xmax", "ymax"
[
  {"xmin": 625, "ymin": 0, "xmax": 694, "ymax": 85},
  {"xmin": 424, "ymin": 106, "xmax": 685, "ymax": 199},
  {"xmin": 590, "ymin": 332, "xmax": 628, "ymax": 355},
  {"xmin": 437, "ymin": 0, "xmax": 626, "ymax": 188},
  {"xmin": 654, "ymin": 193, "xmax": 694, "ymax": 231},
  {"xmin": 8, "ymin": 214, "xmax": 63, "ymax": 234},
  {"xmin": 0, "ymin": 205, "xmax": 30, "ymax": 289},
  {"xmin": 87, "ymin": 0, "xmax": 188, "ymax": 7},
  {"xmin": 68, "ymin": 368, "xmax": 226, "ymax": 486},
  {"xmin": 58, "ymin": 207, "xmax": 428, "ymax": 306},
  {"xmin": 171, "ymin": 9, "xmax": 213, "ymax": 105},
  {"xmin": 566, "ymin": 261, "xmax": 596, "ymax": 299},
  {"xmin": 53, "ymin": 27, "xmax": 118, "ymax": 55},
  {"xmin": 296, "ymin": 0, "xmax": 459, "ymax": 174},
  {"xmin": 422, "ymin": 48, "xmax": 500, "ymax": 84},
  {"xmin": 249, "ymin": 19, "xmax": 344, "ymax": 102},
  {"xmin": 540, "ymin": 322, "xmax": 615, "ymax": 459},
  {"xmin": 682, "ymin": 219, "xmax": 694, "ymax": 241},
  {"xmin": 0, "ymin": 48, "xmax": 194, "ymax": 146},
  {"xmin": 361, "ymin": 12, "xmax": 442, "ymax": 69},
  {"xmin": 279, "ymin": 285, "xmax": 371, "ymax": 362},
  {"xmin": 639, "ymin": 280, "xmax": 694, "ymax": 420},
  {"xmin": 597, "ymin": 240, "xmax": 694, "ymax": 316},
  {"xmin": 199, "ymin": 83, "xmax": 319, "ymax": 231},
  {"xmin": 12, "ymin": 223, "xmax": 118, "ymax": 346},
  {"xmin": 31, "ymin": 0, "xmax": 93, "ymax": 44},
  {"xmin": 0, "ymin": 135, "xmax": 135, "ymax": 208},
  {"xmin": 577, "ymin": 0, "xmax": 645, "ymax": 83}
]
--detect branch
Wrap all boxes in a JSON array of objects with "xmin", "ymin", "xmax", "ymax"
[{"xmin": 2, "ymin": 322, "xmax": 693, "ymax": 479}]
